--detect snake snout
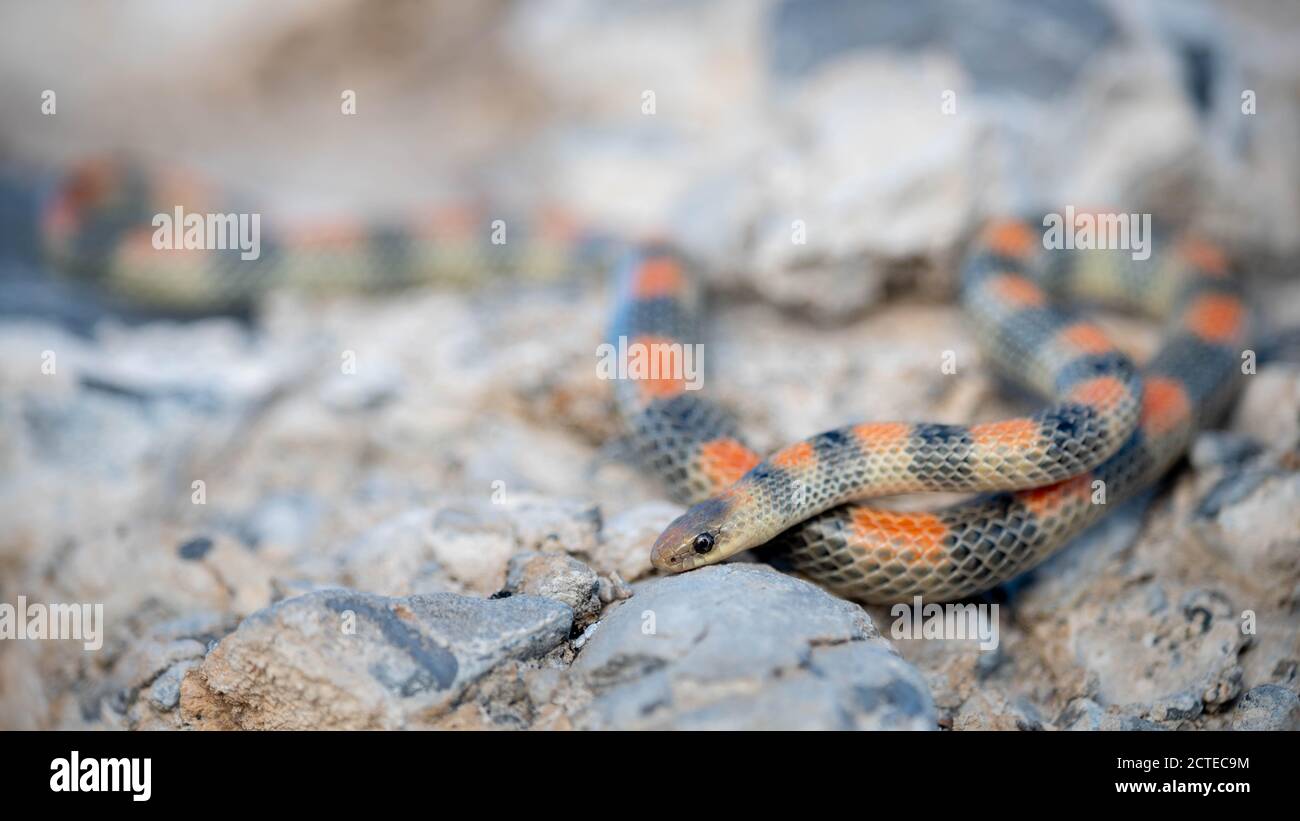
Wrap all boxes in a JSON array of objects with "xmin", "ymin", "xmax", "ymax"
[
  {"xmin": 649, "ymin": 530, "xmax": 693, "ymax": 573},
  {"xmin": 650, "ymin": 497, "xmax": 734, "ymax": 574}
]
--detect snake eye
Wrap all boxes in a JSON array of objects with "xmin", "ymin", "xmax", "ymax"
[{"xmin": 692, "ymin": 532, "xmax": 715, "ymax": 554}]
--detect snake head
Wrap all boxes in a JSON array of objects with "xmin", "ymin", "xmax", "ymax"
[{"xmin": 650, "ymin": 496, "xmax": 739, "ymax": 573}]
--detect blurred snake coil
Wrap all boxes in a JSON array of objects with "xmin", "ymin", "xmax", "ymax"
[{"xmin": 44, "ymin": 159, "xmax": 1249, "ymax": 604}]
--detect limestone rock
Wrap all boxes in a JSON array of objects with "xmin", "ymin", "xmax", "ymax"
[
  {"xmin": 180, "ymin": 589, "xmax": 572, "ymax": 729},
  {"xmin": 572, "ymin": 564, "xmax": 936, "ymax": 730}
]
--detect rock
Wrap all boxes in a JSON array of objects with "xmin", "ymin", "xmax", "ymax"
[
  {"xmin": 768, "ymin": 0, "xmax": 1117, "ymax": 96},
  {"xmin": 498, "ymin": 495, "xmax": 603, "ymax": 557},
  {"xmin": 336, "ymin": 508, "xmax": 459, "ymax": 596},
  {"xmin": 180, "ymin": 589, "xmax": 572, "ymax": 729},
  {"xmin": 596, "ymin": 573, "xmax": 633, "ymax": 604},
  {"xmin": 1194, "ymin": 470, "xmax": 1300, "ymax": 579},
  {"xmin": 522, "ymin": 667, "xmax": 592, "ymax": 731},
  {"xmin": 187, "ymin": 537, "xmax": 278, "ymax": 618},
  {"xmin": 148, "ymin": 659, "xmax": 201, "ymax": 711},
  {"xmin": 503, "ymin": 552, "xmax": 601, "ymax": 626},
  {"xmin": 1058, "ymin": 698, "xmax": 1167, "ymax": 731},
  {"xmin": 424, "ymin": 505, "xmax": 521, "ymax": 595},
  {"xmin": 177, "ymin": 536, "xmax": 215, "ymax": 561},
  {"xmin": 637, "ymin": 643, "xmax": 932, "ymax": 731},
  {"xmin": 317, "ymin": 361, "xmax": 402, "ymax": 412},
  {"xmin": 952, "ymin": 692, "xmax": 1046, "ymax": 731},
  {"xmin": 234, "ymin": 492, "xmax": 324, "ymax": 552},
  {"xmin": 572, "ymin": 564, "xmax": 936, "ymax": 730},
  {"xmin": 1230, "ymin": 365, "xmax": 1300, "ymax": 453},
  {"xmin": 1189, "ymin": 431, "xmax": 1264, "ymax": 471},
  {"xmin": 1270, "ymin": 659, "xmax": 1298, "ymax": 689},
  {"xmin": 589, "ymin": 501, "xmax": 683, "ymax": 581},
  {"xmin": 113, "ymin": 639, "xmax": 207, "ymax": 692},
  {"xmin": 1066, "ymin": 585, "xmax": 1246, "ymax": 717},
  {"xmin": 1149, "ymin": 690, "xmax": 1204, "ymax": 723},
  {"xmin": 1230, "ymin": 684, "xmax": 1300, "ymax": 730},
  {"xmin": 731, "ymin": 54, "xmax": 973, "ymax": 319},
  {"xmin": 146, "ymin": 611, "xmax": 239, "ymax": 646},
  {"xmin": 1058, "ymin": 697, "xmax": 1105, "ymax": 731},
  {"xmin": 337, "ymin": 497, "xmax": 606, "ymax": 597},
  {"xmin": 1195, "ymin": 469, "xmax": 1280, "ymax": 520}
]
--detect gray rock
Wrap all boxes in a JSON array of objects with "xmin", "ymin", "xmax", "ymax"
[
  {"xmin": 1195, "ymin": 469, "xmax": 1285, "ymax": 520},
  {"xmin": 591, "ymin": 501, "xmax": 683, "ymax": 582},
  {"xmin": 147, "ymin": 611, "xmax": 239, "ymax": 645},
  {"xmin": 337, "ymin": 497, "xmax": 606, "ymax": 597},
  {"xmin": 595, "ymin": 573, "xmax": 633, "ymax": 604},
  {"xmin": 317, "ymin": 361, "xmax": 402, "ymax": 411},
  {"xmin": 114, "ymin": 638, "xmax": 207, "ymax": 691},
  {"xmin": 572, "ymin": 564, "xmax": 936, "ymax": 730},
  {"xmin": 177, "ymin": 536, "xmax": 214, "ymax": 561},
  {"xmin": 504, "ymin": 552, "xmax": 601, "ymax": 626},
  {"xmin": 1230, "ymin": 365, "xmax": 1300, "ymax": 453},
  {"xmin": 1193, "ymin": 469, "xmax": 1300, "ymax": 579},
  {"xmin": 1149, "ymin": 690, "xmax": 1204, "ymax": 723},
  {"xmin": 950, "ymin": 690, "xmax": 1047, "ymax": 731},
  {"xmin": 235, "ymin": 492, "xmax": 324, "ymax": 551},
  {"xmin": 1270, "ymin": 659, "xmax": 1298, "ymax": 689},
  {"xmin": 498, "ymin": 496, "xmax": 603, "ymax": 557},
  {"xmin": 336, "ymin": 508, "xmax": 458, "ymax": 596},
  {"xmin": 1058, "ymin": 697, "xmax": 1105, "ymax": 731},
  {"xmin": 148, "ymin": 660, "xmax": 200, "ymax": 711},
  {"xmin": 768, "ymin": 0, "xmax": 1118, "ymax": 98},
  {"xmin": 1189, "ymin": 431, "xmax": 1264, "ymax": 471},
  {"xmin": 181, "ymin": 589, "xmax": 572, "ymax": 729},
  {"xmin": 1067, "ymin": 584, "xmax": 1247, "ymax": 716},
  {"xmin": 1231, "ymin": 685, "xmax": 1300, "ymax": 731},
  {"xmin": 1058, "ymin": 699, "xmax": 1167, "ymax": 731}
]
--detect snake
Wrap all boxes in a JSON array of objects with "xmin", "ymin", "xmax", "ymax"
[
  {"xmin": 615, "ymin": 221, "xmax": 1248, "ymax": 603},
  {"xmin": 38, "ymin": 160, "xmax": 1249, "ymax": 604},
  {"xmin": 38, "ymin": 158, "xmax": 616, "ymax": 311}
]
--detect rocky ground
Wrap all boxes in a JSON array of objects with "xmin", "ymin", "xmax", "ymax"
[
  {"xmin": 0, "ymin": 279, "xmax": 1296, "ymax": 731},
  {"xmin": 1, "ymin": 0, "xmax": 1298, "ymax": 730}
]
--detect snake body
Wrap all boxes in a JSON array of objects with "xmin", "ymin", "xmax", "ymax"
[
  {"xmin": 40, "ymin": 159, "xmax": 614, "ymax": 311},
  {"xmin": 42, "ymin": 161, "xmax": 1249, "ymax": 604},
  {"xmin": 618, "ymin": 221, "xmax": 1247, "ymax": 603}
]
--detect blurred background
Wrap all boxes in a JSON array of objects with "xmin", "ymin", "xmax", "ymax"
[
  {"xmin": 3, "ymin": 0, "xmax": 1298, "ymax": 314},
  {"xmin": 0, "ymin": 0, "xmax": 1297, "ymax": 730}
]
